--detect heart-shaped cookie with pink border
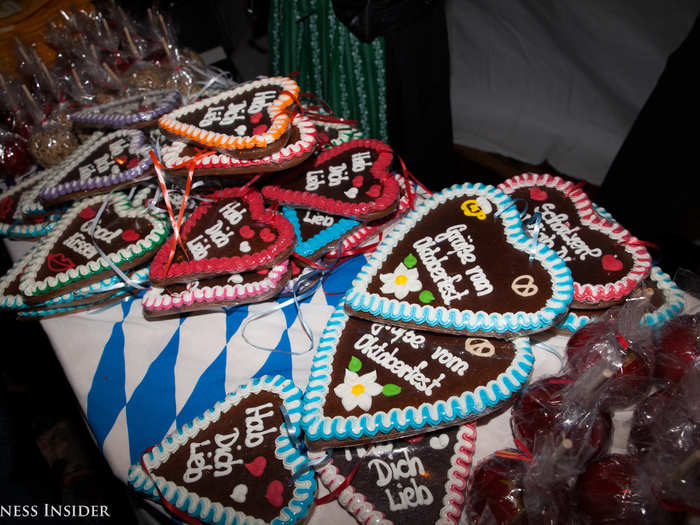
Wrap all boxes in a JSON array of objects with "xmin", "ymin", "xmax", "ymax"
[
  {"xmin": 498, "ymin": 173, "xmax": 652, "ymax": 308},
  {"xmin": 18, "ymin": 192, "xmax": 169, "ymax": 304},
  {"xmin": 148, "ymin": 187, "xmax": 295, "ymax": 286},
  {"xmin": 159, "ymin": 77, "xmax": 299, "ymax": 159},
  {"xmin": 128, "ymin": 375, "xmax": 316, "ymax": 525},
  {"xmin": 261, "ymin": 139, "xmax": 400, "ymax": 221},
  {"xmin": 142, "ymin": 261, "xmax": 291, "ymax": 318},
  {"xmin": 312, "ymin": 424, "xmax": 476, "ymax": 525}
]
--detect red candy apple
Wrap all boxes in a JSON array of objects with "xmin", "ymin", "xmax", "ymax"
[
  {"xmin": 0, "ymin": 132, "xmax": 31, "ymax": 180},
  {"xmin": 566, "ymin": 321, "xmax": 652, "ymax": 410},
  {"xmin": 628, "ymin": 388, "xmax": 674, "ymax": 456},
  {"xmin": 466, "ymin": 454, "xmax": 528, "ymax": 524},
  {"xmin": 654, "ymin": 314, "xmax": 700, "ymax": 384},
  {"xmin": 576, "ymin": 454, "xmax": 678, "ymax": 524},
  {"xmin": 511, "ymin": 377, "xmax": 612, "ymax": 460}
]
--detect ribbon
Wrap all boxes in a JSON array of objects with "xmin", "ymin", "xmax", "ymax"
[
  {"xmin": 534, "ymin": 341, "xmax": 564, "ymax": 364},
  {"xmin": 88, "ymin": 192, "xmax": 147, "ymax": 290},
  {"xmin": 622, "ymin": 238, "xmax": 660, "ymax": 251},
  {"xmin": 379, "ymin": 150, "xmax": 432, "ymax": 211},
  {"xmin": 315, "ymin": 458, "xmax": 364, "ymax": 505},
  {"xmin": 494, "ymin": 438, "xmax": 533, "ymax": 462},
  {"xmin": 495, "ymin": 198, "xmax": 528, "ymax": 221},
  {"xmin": 139, "ymin": 446, "xmax": 205, "ymax": 525},
  {"xmin": 278, "ymin": 405, "xmax": 332, "ymax": 481},
  {"xmin": 652, "ymin": 486, "xmax": 700, "ymax": 517},
  {"xmin": 525, "ymin": 212, "xmax": 542, "ymax": 262}
]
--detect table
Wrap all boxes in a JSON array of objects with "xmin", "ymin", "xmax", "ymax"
[{"xmin": 5, "ymin": 238, "xmax": 699, "ymax": 524}]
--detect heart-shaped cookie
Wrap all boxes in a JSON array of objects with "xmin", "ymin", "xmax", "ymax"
[
  {"xmin": 128, "ymin": 375, "xmax": 316, "ymax": 525},
  {"xmin": 556, "ymin": 265, "xmax": 685, "ymax": 333},
  {"xmin": 159, "ymin": 77, "xmax": 299, "ymax": 159},
  {"xmin": 282, "ymin": 206, "xmax": 360, "ymax": 260},
  {"xmin": 38, "ymin": 130, "xmax": 153, "ymax": 207},
  {"xmin": 18, "ymin": 193, "xmax": 168, "ymax": 303},
  {"xmin": 498, "ymin": 174, "xmax": 652, "ymax": 308},
  {"xmin": 161, "ymin": 114, "xmax": 317, "ymax": 176},
  {"xmin": 312, "ymin": 424, "xmax": 476, "ymax": 525},
  {"xmin": 0, "ymin": 170, "xmax": 61, "ymax": 238},
  {"xmin": 302, "ymin": 301, "xmax": 533, "ymax": 449},
  {"xmin": 344, "ymin": 183, "xmax": 573, "ymax": 338},
  {"xmin": 69, "ymin": 89, "xmax": 182, "ymax": 129},
  {"xmin": 148, "ymin": 188, "xmax": 295, "ymax": 286},
  {"xmin": 142, "ymin": 261, "xmax": 291, "ymax": 318},
  {"xmin": 261, "ymin": 139, "xmax": 400, "ymax": 221}
]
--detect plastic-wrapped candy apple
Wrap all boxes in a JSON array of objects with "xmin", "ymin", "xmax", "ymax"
[
  {"xmin": 654, "ymin": 314, "xmax": 700, "ymax": 384},
  {"xmin": 466, "ymin": 453, "xmax": 528, "ymax": 524},
  {"xmin": 0, "ymin": 131, "xmax": 32, "ymax": 180},
  {"xmin": 511, "ymin": 377, "xmax": 613, "ymax": 460}
]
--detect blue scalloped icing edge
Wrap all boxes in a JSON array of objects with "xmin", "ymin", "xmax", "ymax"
[
  {"xmin": 344, "ymin": 182, "xmax": 574, "ymax": 335},
  {"xmin": 127, "ymin": 375, "xmax": 316, "ymax": 525},
  {"xmin": 557, "ymin": 266, "xmax": 685, "ymax": 332},
  {"xmin": 282, "ymin": 206, "xmax": 359, "ymax": 258},
  {"xmin": 301, "ymin": 301, "xmax": 534, "ymax": 443},
  {"xmin": 0, "ymin": 212, "xmax": 61, "ymax": 238}
]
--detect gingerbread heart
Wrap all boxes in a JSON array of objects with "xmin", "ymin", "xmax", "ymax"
[
  {"xmin": 498, "ymin": 174, "xmax": 652, "ymax": 308},
  {"xmin": 312, "ymin": 424, "xmax": 476, "ymax": 525},
  {"xmin": 159, "ymin": 77, "xmax": 299, "ymax": 158},
  {"xmin": 69, "ymin": 89, "xmax": 182, "ymax": 129},
  {"xmin": 281, "ymin": 206, "xmax": 360, "ymax": 260},
  {"xmin": 344, "ymin": 183, "xmax": 573, "ymax": 338},
  {"xmin": 142, "ymin": 261, "xmax": 291, "ymax": 318},
  {"xmin": 18, "ymin": 193, "xmax": 168, "ymax": 304},
  {"xmin": 556, "ymin": 265, "xmax": 685, "ymax": 333},
  {"xmin": 161, "ymin": 114, "xmax": 317, "ymax": 176},
  {"xmin": 148, "ymin": 188, "xmax": 296, "ymax": 286},
  {"xmin": 261, "ymin": 139, "xmax": 400, "ymax": 221},
  {"xmin": 302, "ymin": 302, "xmax": 532, "ymax": 449},
  {"xmin": 0, "ymin": 170, "xmax": 61, "ymax": 238},
  {"xmin": 128, "ymin": 375, "xmax": 316, "ymax": 525},
  {"xmin": 38, "ymin": 130, "xmax": 153, "ymax": 207}
]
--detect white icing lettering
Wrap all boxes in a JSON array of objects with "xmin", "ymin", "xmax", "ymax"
[
  {"xmin": 247, "ymin": 90, "xmax": 278, "ymax": 114},
  {"xmin": 351, "ymin": 151, "xmax": 372, "ymax": 172},
  {"xmin": 64, "ymin": 232, "xmax": 98, "ymax": 259},
  {"xmin": 434, "ymin": 224, "xmax": 476, "ymax": 264},
  {"xmin": 244, "ymin": 403, "xmax": 276, "ymax": 448},
  {"xmin": 367, "ymin": 449, "xmax": 425, "ymax": 488},
  {"xmin": 302, "ymin": 210, "xmax": 334, "ymax": 227},
  {"xmin": 183, "ymin": 440, "xmax": 213, "ymax": 483},
  {"xmin": 385, "ymin": 479, "xmax": 434, "ymax": 511},
  {"xmin": 531, "ymin": 203, "xmax": 603, "ymax": 261},
  {"xmin": 212, "ymin": 431, "xmax": 243, "ymax": 478},
  {"xmin": 79, "ymin": 221, "xmax": 123, "ymax": 243},
  {"xmin": 220, "ymin": 102, "xmax": 246, "ymax": 126},
  {"xmin": 464, "ymin": 265, "xmax": 493, "ymax": 296},
  {"xmin": 413, "ymin": 236, "xmax": 470, "ymax": 306},
  {"xmin": 431, "ymin": 346, "xmax": 469, "ymax": 375},
  {"xmin": 199, "ymin": 105, "xmax": 225, "ymax": 127},
  {"xmin": 219, "ymin": 201, "xmax": 247, "ymax": 226},
  {"xmin": 369, "ymin": 323, "xmax": 425, "ymax": 349}
]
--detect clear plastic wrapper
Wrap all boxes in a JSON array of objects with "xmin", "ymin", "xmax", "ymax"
[
  {"xmin": 0, "ymin": 74, "xmax": 33, "ymax": 139},
  {"xmin": 28, "ymin": 121, "xmax": 79, "ymax": 168},
  {"xmin": 653, "ymin": 313, "xmax": 700, "ymax": 384},
  {"xmin": 564, "ymin": 298, "xmax": 655, "ymax": 410},
  {"xmin": 466, "ymin": 453, "xmax": 528, "ymax": 524},
  {"xmin": 0, "ymin": 130, "xmax": 32, "ymax": 181}
]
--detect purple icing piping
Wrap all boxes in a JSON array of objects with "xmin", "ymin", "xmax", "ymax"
[
  {"xmin": 68, "ymin": 89, "xmax": 182, "ymax": 128},
  {"xmin": 39, "ymin": 131, "xmax": 153, "ymax": 201}
]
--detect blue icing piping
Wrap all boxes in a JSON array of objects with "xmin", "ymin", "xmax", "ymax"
[{"xmin": 282, "ymin": 206, "xmax": 359, "ymax": 258}]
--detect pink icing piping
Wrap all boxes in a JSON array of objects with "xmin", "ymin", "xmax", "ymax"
[
  {"xmin": 148, "ymin": 188, "xmax": 295, "ymax": 282},
  {"xmin": 143, "ymin": 261, "xmax": 288, "ymax": 311},
  {"xmin": 261, "ymin": 139, "xmax": 399, "ymax": 219},
  {"xmin": 497, "ymin": 173, "xmax": 652, "ymax": 304}
]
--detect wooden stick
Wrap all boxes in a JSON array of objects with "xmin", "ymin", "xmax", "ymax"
[
  {"xmin": 123, "ymin": 27, "xmax": 139, "ymax": 58},
  {"xmin": 158, "ymin": 13, "xmax": 170, "ymax": 41},
  {"xmin": 0, "ymin": 73, "xmax": 8, "ymax": 95},
  {"xmin": 21, "ymin": 84, "xmax": 42, "ymax": 116},
  {"xmin": 90, "ymin": 43, "xmax": 99, "ymax": 62},
  {"xmin": 71, "ymin": 67, "xmax": 85, "ymax": 93},
  {"xmin": 102, "ymin": 62, "xmax": 121, "ymax": 86},
  {"xmin": 102, "ymin": 18, "xmax": 112, "ymax": 41},
  {"xmin": 14, "ymin": 37, "xmax": 31, "ymax": 64},
  {"xmin": 160, "ymin": 37, "xmax": 171, "ymax": 60},
  {"xmin": 35, "ymin": 51, "xmax": 56, "ymax": 93}
]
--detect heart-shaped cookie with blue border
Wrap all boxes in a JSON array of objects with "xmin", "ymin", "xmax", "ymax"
[{"xmin": 344, "ymin": 183, "xmax": 573, "ymax": 338}]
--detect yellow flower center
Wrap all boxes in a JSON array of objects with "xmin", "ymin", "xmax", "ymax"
[
  {"xmin": 394, "ymin": 274, "xmax": 408, "ymax": 285},
  {"xmin": 351, "ymin": 384, "xmax": 365, "ymax": 396}
]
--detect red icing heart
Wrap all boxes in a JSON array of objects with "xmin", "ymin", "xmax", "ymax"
[
  {"xmin": 80, "ymin": 207, "xmax": 96, "ymax": 220},
  {"xmin": 47, "ymin": 253, "xmax": 76, "ymax": 272},
  {"xmin": 366, "ymin": 185, "xmax": 381, "ymax": 198},
  {"xmin": 250, "ymin": 112, "xmax": 263, "ymax": 124},
  {"xmin": 253, "ymin": 124, "xmax": 268, "ymax": 135},
  {"xmin": 240, "ymin": 225, "xmax": 255, "ymax": 239},
  {"xmin": 260, "ymin": 228, "xmax": 276, "ymax": 243},
  {"xmin": 265, "ymin": 480, "xmax": 284, "ymax": 507},
  {"xmin": 352, "ymin": 175, "xmax": 364, "ymax": 188},
  {"xmin": 122, "ymin": 229, "xmax": 140, "ymax": 242},
  {"xmin": 602, "ymin": 254, "xmax": 623, "ymax": 272},
  {"xmin": 245, "ymin": 456, "xmax": 266, "ymax": 477},
  {"xmin": 126, "ymin": 157, "xmax": 140, "ymax": 169},
  {"xmin": 529, "ymin": 187, "xmax": 548, "ymax": 201}
]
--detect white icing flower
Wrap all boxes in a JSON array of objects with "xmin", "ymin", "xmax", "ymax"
[
  {"xmin": 379, "ymin": 263, "xmax": 422, "ymax": 300},
  {"xmin": 334, "ymin": 370, "xmax": 382, "ymax": 412}
]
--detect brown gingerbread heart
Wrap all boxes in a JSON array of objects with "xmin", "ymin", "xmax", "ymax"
[
  {"xmin": 128, "ymin": 376, "xmax": 316, "ymax": 524},
  {"xmin": 261, "ymin": 139, "xmax": 400, "ymax": 221},
  {"xmin": 148, "ymin": 187, "xmax": 296, "ymax": 286}
]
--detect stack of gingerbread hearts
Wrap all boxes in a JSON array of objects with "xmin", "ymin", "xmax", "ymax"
[
  {"xmin": 496, "ymin": 174, "xmax": 680, "ymax": 333},
  {"xmin": 0, "ymin": 191, "xmax": 169, "ymax": 319},
  {"xmin": 298, "ymin": 183, "xmax": 575, "ymax": 523},
  {"xmin": 141, "ymin": 187, "xmax": 296, "ymax": 318}
]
